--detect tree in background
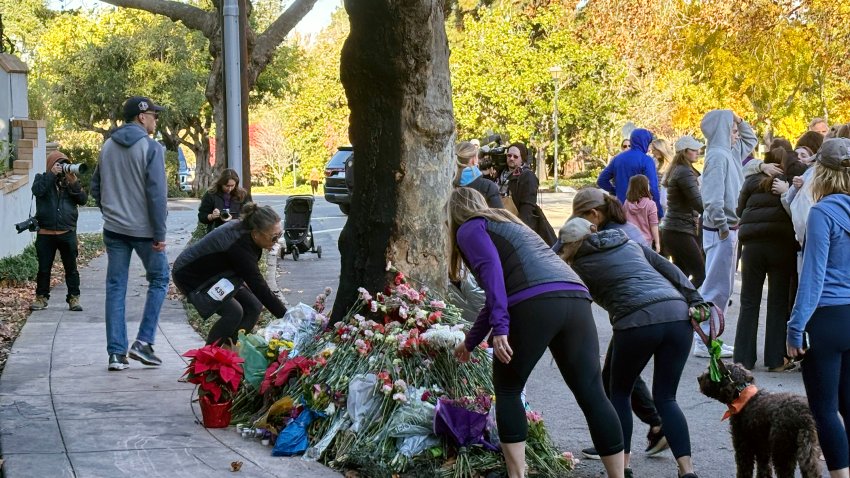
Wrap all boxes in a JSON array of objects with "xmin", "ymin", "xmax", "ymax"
[
  {"xmin": 97, "ymin": 0, "xmax": 318, "ymax": 190},
  {"xmin": 251, "ymin": 115, "xmax": 298, "ymax": 187}
]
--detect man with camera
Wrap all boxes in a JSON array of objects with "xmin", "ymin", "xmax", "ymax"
[
  {"xmin": 29, "ymin": 151, "xmax": 88, "ymax": 311},
  {"xmin": 91, "ymin": 96, "xmax": 169, "ymax": 372}
]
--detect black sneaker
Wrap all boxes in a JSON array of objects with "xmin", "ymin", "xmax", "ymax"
[
  {"xmin": 581, "ymin": 446, "xmax": 600, "ymax": 460},
  {"xmin": 108, "ymin": 354, "xmax": 129, "ymax": 371},
  {"xmin": 129, "ymin": 341, "xmax": 162, "ymax": 366},
  {"xmin": 624, "ymin": 468, "xmax": 634, "ymax": 478},
  {"xmin": 645, "ymin": 426, "xmax": 669, "ymax": 455}
]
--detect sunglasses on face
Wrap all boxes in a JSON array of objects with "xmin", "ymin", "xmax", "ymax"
[
  {"xmin": 621, "ymin": 144, "xmax": 630, "ymax": 150},
  {"xmin": 507, "ymin": 154, "xmax": 521, "ymax": 159},
  {"xmin": 142, "ymin": 111, "xmax": 159, "ymax": 120}
]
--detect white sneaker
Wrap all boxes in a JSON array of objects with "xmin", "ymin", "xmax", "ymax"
[{"xmin": 693, "ymin": 341, "xmax": 733, "ymax": 358}]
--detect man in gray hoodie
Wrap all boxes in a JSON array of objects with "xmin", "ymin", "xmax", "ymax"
[
  {"xmin": 91, "ymin": 96, "xmax": 169, "ymax": 371},
  {"xmin": 695, "ymin": 110, "xmax": 757, "ymax": 358}
]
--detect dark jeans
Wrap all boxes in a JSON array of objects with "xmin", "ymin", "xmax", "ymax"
[
  {"xmin": 801, "ymin": 305, "xmax": 850, "ymax": 471},
  {"xmin": 207, "ymin": 286, "xmax": 263, "ymax": 346},
  {"xmin": 494, "ymin": 295, "xmax": 623, "ymax": 455},
  {"xmin": 734, "ymin": 240, "xmax": 796, "ymax": 369},
  {"xmin": 602, "ymin": 340, "xmax": 662, "ymax": 428},
  {"xmin": 661, "ymin": 229, "xmax": 705, "ymax": 288},
  {"xmin": 310, "ymin": 180, "xmax": 319, "ymax": 195},
  {"xmin": 35, "ymin": 232, "xmax": 79, "ymax": 301},
  {"xmin": 611, "ymin": 319, "xmax": 692, "ymax": 458}
]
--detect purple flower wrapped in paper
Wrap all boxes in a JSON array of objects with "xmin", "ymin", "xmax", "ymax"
[{"xmin": 434, "ymin": 397, "xmax": 499, "ymax": 452}]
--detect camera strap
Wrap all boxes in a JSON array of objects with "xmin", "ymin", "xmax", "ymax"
[{"xmin": 28, "ymin": 194, "xmax": 34, "ymax": 218}]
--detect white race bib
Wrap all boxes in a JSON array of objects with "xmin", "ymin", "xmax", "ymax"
[{"xmin": 206, "ymin": 277, "xmax": 235, "ymax": 301}]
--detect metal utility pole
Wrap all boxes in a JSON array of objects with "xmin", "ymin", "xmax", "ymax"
[
  {"xmin": 223, "ymin": 0, "xmax": 242, "ymax": 184},
  {"xmin": 549, "ymin": 65, "xmax": 563, "ymax": 190},
  {"xmin": 238, "ymin": 0, "xmax": 251, "ymax": 199}
]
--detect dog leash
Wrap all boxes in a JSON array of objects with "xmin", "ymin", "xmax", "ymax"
[{"xmin": 690, "ymin": 302, "xmax": 726, "ymax": 382}]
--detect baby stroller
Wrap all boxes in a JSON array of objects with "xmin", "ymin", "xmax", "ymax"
[{"xmin": 280, "ymin": 195, "xmax": 322, "ymax": 261}]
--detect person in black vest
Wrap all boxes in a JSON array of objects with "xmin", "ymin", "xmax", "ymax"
[
  {"xmin": 557, "ymin": 217, "xmax": 706, "ymax": 478},
  {"xmin": 198, "ymin": 168, "xmax": 247, "ymax": 234},
  {"xmin": 449, "ymin": 187, "xmax": 625, "ymax": 478},
  {"xmin": 453, "ymin": 141, "xmax": 502, "ymax": 208},
  {"xmin": 174, "ymin": 203, "xmax": 287, "ymax": 346},
  {"xmin": 734, "ymin": 147, "xmax": 798, "ymax": 371}
]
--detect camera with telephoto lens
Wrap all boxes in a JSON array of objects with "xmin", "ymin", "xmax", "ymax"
[
  {"xmin": 478, "ymin": 133, "xmax": 508, "ymax": 175},
  {"xmin": 15, "ymin": 217, "xmax": 39, "ymax": 234},
  {"xmin": 59, "ymin": 163, "xmax": 88, "ymax": 175},
  {"xmin": 220, "ymin": 208, "xmax": 231, "ymax": 220}
]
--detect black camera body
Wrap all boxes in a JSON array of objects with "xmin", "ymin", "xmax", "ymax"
[
  {"xmin": 15, "ymin": 217, "xmax": 39, "ymax": 234},
  {"xmin": 220, "ymin": 208, "xmax": 231, "ymax": 220},
  {"xmin": 479, "ymin": 134, "xmax": 508, "ymax": 175}
]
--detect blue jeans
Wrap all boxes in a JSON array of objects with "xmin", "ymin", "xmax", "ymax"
[{"xmin": 104, "ymin": 233, "xmax": 170, "ymax": 355}]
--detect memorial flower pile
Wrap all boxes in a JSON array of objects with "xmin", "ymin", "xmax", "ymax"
[{"xmin": 230, "ymin": 266, "xmax": 571, "ymax": 477}]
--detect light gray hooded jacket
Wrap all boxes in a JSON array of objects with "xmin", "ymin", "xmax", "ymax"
[
  {"xmin": 699, "ymin": 110, "xmax": 758, "ymax": 234},
  {"xmin": 91, "ymin": 123, "xmax": 168, "ymax": 242}
]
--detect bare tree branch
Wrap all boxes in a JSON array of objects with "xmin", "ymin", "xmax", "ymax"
[
  {"xmin": 99, "ymin": 0, "xmax": 217, "ymax": 37},
  {"xmin": 251, "ymin": 0, "xmax": 319, "ymax": 73}
]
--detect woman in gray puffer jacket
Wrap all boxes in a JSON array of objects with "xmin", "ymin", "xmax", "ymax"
[{"xmin": 558, "ymin": 219, "xmax": 706, "ymax": 478}]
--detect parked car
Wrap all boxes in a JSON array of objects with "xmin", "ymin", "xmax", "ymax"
[
  {"xmin": 176, "ymin": 148, "xmax": 194, "ymax": 192},
  {"xmin": 324, "ymin": 146, "xmax": 353, "ymax": 215}
]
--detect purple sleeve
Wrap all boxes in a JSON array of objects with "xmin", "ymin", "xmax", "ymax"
[{"xmin": 457, "ymin": 218, "xmax": 510, "ymax": 350}]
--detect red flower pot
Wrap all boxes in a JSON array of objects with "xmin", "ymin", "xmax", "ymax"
[{"xmin": 200, "ymin": 395, "xmax": 233, "ymax": 428}]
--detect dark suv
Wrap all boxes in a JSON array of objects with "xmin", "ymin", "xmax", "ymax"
[{"xmin": 324, "ymin": 146, "xmax": 353, "ymax": 214}]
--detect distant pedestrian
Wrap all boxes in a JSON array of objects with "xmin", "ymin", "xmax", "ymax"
[
  {"xmin": 624, "ymin": 174, "xmax": 661, "ymax": 252},
  {"xmin": 808, "ymin": 117, "xmax": 829, "ymax": 137},
  {"xmin": 660, "ymin": 136, "xmax": 705, "ymax": 288},
  {"xmin": 786, "ymin": 137, "xmax": 850, "ymax": 476},
  {"xmin": 498, "ymin": 142, "xmax": 556, "ymax": 245},
  {"xmin": 694, "ymin": 109, "xmax": 757, "ymax": 358},
  {"xmin": 91, "ymin": 96, "xmax": 169, "ymax": 372},
  {"xmin": 598, "ymin": 128, "xmax": 664, "ymax": 218},
  {"xmin": 199, "ymin": 169, "xmax": 246, "ymax": 234},
  {"xmin": 453, "ymin": 141, "xmax": 502, "ymax": 208},
  {"xmin": 30, "ymin": 150, "xmax": 88, "ymax": 312},
  {"xmin": 649, "ymin": 138, "xmax": 673, "ymax": 210},
  {"xmin": 309, "ymin": 167, "xmax": 321, "ymax": 195}
]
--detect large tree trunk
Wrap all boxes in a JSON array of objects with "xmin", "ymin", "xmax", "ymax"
[{"xmin": 332, "ymin": 0, "xmax": 455, "ymax": 322}]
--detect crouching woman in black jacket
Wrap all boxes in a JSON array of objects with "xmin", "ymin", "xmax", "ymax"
[
  {"xmin": 557, "ymin": 218, "xmax": 706, "ymax": 478},
  {"xmin": 173, "ymin": 203, "xmax": 287, "ymax": 346}
]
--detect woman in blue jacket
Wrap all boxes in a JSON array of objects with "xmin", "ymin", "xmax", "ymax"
[
  {"xmin": 787, "ymin": 138, "xmax": 850, "ymax": 477},
  {"xmin": 449, "ymin": 187, "xmax": 625, "ymax": 478},
  {"xmin": 558, "ymin": 218, "xmax": 705, "ymax": 478}
]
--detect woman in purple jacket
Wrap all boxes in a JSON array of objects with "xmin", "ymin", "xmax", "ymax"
[{"xmin": 449, "ymin": 187, "xmax": 625, "ymax": 478}]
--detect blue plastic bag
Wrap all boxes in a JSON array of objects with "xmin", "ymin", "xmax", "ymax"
[{"xmin": 272, "ymin": 409, "xmax": 316, "ymax": 456}]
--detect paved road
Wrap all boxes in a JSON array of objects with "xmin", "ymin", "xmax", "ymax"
[{"xmin": 74, "ymin": 194, "xmax": 823, "ymax": 477}]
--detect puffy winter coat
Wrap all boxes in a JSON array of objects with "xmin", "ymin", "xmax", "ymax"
[
  {"xmin": 661, "ymin": 164, "xmax": 703, "ymax": 235},
  {"xmin": 736, "ymin": 173, "xmax": 796, "ymax": 244},
  {"xmin": 571, "ymin": 229, "xmax": 703, "ymax": 325}
]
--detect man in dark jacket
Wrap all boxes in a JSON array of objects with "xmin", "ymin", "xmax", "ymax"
[{"xmin": 30, "ymin": 151, "xmax": 88, "ymax": 311}]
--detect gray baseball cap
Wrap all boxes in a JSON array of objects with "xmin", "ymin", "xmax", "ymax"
[{"xmin": 816, "ymin": 138, "xmax": 850, "ymax": 171}]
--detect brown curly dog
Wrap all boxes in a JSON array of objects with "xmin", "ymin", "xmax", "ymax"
[{"xmin": 697, "ymin": 361, "xmax": 821, "ymax": 478}]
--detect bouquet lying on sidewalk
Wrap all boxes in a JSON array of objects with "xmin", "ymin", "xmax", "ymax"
[{"xmin": 229, "ymin": 265, "xmax": 574, "ymax": 477}]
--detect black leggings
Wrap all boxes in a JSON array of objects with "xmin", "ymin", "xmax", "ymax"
[
  {"xmin": 661, "ymin": 229, "xmax": 705, "ymax": 289},
  {"xmin": 610, "ymin": 318, "xmax": 692, "ymax": 458},
  {"xmin": 494, "ymin": 295, "xmax": 623, "ymax": 456},
  {"xmin": 207, "ymin": 286, "xmax": 263, "ymax": 346},
  {"xmin": 801, "ymin": 305, "xmax": 850, "ymax": 471},
  {"xmin": 602, "ymin": 340, "xmax": 662, "ymax": 428}
]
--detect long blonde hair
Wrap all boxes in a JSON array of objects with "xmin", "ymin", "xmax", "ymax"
[
  {"xmin": 448, "ymin": 187, "xmax": 522, "ymax": 281},
  {"xmin": 453, "ymin": 141, "xmax": 478, "ymax": 187},
  {"xmin": 812, "ymin": 163, "xmax": 850, "ymax": 202},
  {"xmin": 650, "ymin": 138, "xmax": 674, "ymax": 175}
]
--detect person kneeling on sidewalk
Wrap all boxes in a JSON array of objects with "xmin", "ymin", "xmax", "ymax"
[
  {"xmin": 173, "ymin": 203, "xmax": 288, "ymax": 347},
  {"xmin": 30, "ymin": 150, "xmax": 87, "ymax": 312}
]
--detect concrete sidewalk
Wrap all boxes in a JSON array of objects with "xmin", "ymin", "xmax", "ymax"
[{"xmin": 0, "ymin": 238, "xmax": 338, "ymax": 477}]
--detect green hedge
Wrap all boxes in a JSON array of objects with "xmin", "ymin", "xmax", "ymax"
[{"xmin": 0, "ymin": 244, "xmax": 38, "ymax": 284}]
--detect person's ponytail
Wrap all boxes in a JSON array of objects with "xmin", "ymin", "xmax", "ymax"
[
  {"xmin": 240, "ymin": 202, "xmax": 279, "ymax": 231},
  {"xmin": 602, "ymin": 194, "xmax": 628, "ymax": 224}
]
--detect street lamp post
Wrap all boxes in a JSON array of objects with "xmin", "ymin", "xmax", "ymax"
[{"xmin": 549, "ymin": 65, "xmax": 562, "ymax": 191}]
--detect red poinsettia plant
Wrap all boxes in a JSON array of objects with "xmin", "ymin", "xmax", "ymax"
[{"xmin": 182, "ymin": 344, "xmax": 245, "ymax": 403}]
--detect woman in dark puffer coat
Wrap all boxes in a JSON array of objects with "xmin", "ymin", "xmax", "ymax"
[
  {"xmin": 660, "ymin": 136, "xmax": 705, "ymax": 288},
  {"xmin": 734, "ymin": 149, "xmax": 798, "ymax": 371}
]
